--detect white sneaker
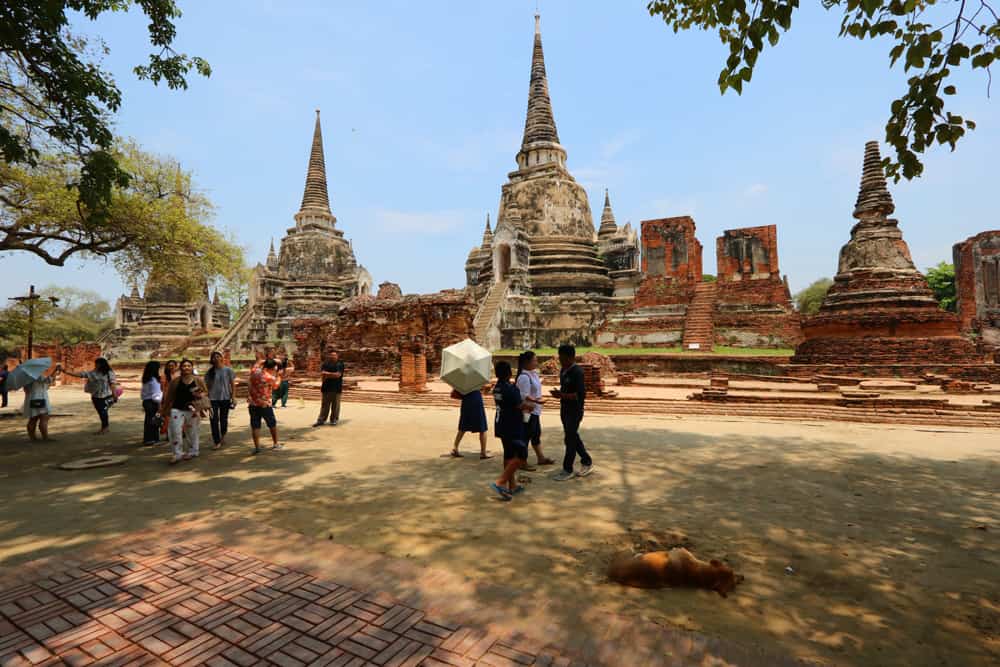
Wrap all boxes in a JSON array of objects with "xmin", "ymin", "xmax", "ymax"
[
  {"xmin": 578, "ymin": 465, "xmax": 594, "ymax": 477},
  {"xmin": 552, "ymin": 470, "xmax": 575, "ymax": 481}
]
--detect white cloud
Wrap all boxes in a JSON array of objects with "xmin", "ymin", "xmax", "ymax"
[
  {"xmin": 373, "ymin": 208, "xmax": 468, "ymax": 234},
  {"xmin": 744, "ymin": 183, "xmax": 768, "ymax": 197},
  {"xmin": 599, "ymin": 130, "xmax": 640, "ymax": 160}
]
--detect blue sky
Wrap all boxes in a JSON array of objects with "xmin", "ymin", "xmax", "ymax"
[{"xmin": 3, "ymin": 0, "xmax": 996, "ymax": 306}]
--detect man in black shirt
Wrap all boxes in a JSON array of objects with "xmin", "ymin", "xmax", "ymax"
[
  {"xmin": 314, "ymin": 348, "xmax": 345, "ymax": 426},
  {"xmin": 549, "ymin": 344, "xmax": 593, "ymax": 480}
]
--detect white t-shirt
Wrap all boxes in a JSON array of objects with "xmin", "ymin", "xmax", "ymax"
[
  {"xmin": 515, "ymin": 370, "xmax": 543, "ymax": 416},
  {"xmin": 140, "ymin": 378, "xmax": 163, "ymax": 402}
]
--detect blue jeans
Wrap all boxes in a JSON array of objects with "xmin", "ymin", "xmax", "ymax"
[{"xmin": 91, "ymin": 395, "xmax": 110, "ymax": 429}]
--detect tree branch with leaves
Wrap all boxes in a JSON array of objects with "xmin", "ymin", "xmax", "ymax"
[
  {"xmin": 647, "ymin": 0, "xmax": 999, "ymax": 180},
  {"xmin": 0, "ymin": 1, "xmax": 210, "ymax": 224}
]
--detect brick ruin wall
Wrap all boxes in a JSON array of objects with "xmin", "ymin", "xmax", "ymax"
[
  {"xmin": 10, "ymin": 342, "xmax": 103, "ymax": 385},
  {"xmin": 713, "ymin": 225, "xmax": 802, "ymax": 348},
  {"xmin": 634, "ymin": 217, "xmax": 702, "ymax": 308},
  {"xmin": 600, "ymin": 221, "xmax": 802, "ymax": 348},
  {"xmin": 292, "ymin": 290, "xmax": 476, "ymax": 376},
  {"xmin": 954, "ymin": 231, "xmax": 1000, "ymax": 348}
]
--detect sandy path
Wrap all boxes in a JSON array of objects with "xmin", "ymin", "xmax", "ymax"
[{"xmin": 0, "ymin": 387, "xmax": 997, "ymax": 666}]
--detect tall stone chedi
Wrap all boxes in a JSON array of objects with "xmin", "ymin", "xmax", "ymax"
[
  {"xmin": 792, "ymin": 141, "xmax": 982, "ymax": 365},
  {"xmin": 467, "ymin": 14, "xmax": 618, "ymax": 349},
  {"xmin": 220, "ymin": 111, "xmax": 372, "ymax": 352}
]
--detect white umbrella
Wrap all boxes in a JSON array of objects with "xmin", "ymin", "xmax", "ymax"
[
  {"xmin": 4, "ymin": 357, "xmax": 52, "ymax": 391},
  {"xmin": 440, "ymin": 339, "xmax": 492, "ymax": 395}
]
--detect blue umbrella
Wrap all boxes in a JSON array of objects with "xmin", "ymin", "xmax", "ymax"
[{"xmin": 4, "ymin": 357, "xmax": 52, "ymax": 391}]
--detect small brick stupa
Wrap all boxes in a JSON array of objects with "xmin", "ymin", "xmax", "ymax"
[{"xmin": 792, "ymin": 141, "xmax": 983, "ymax": 365}]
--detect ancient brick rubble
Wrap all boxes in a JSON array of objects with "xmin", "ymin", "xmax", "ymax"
[
  {"xmin": 292, "ymin": 289, "xmax": 476, "ymax": 377},
  {"xmin": 598, "ymin": 219, "xmax": 801, "ymax": 349}
]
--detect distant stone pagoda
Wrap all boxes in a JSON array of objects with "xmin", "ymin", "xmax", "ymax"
[
  {"xmin": 467, "ymin": 14, "xmax": 632, "ymax": 349},
  {"xmin": 104, "ymin": 274, "xmax": 229, "ymax": 359},
  {"xmin": 219, "ymin": 111, "xmax": 372, "ymax": 352},
  {"xmin": 792, "ymin": 141, "xmax": 983, "ymax": 365}
]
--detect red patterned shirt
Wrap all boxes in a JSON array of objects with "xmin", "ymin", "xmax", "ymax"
[{"xmin": 248, "ymin": 368, "xmax": 278, "ymax": 407}]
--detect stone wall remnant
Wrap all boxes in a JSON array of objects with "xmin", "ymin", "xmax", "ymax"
[
  {"xmin": 634, "ymin": 216, "xmax": 702, "ymax": 308},
  {"xmin": 377, "ymin": 282, "xmax": 403, "ymax": 300},
  {"xmin": 292, "ymin": 290, "xmax": 476, "ymax": 376},
  {"xmin": 714, "ymin": 225, "xmax": 802, "ymax": 348},
  {"xmin": 953, "ymin": 231, "xmax": 1000, "ymax": 348}
]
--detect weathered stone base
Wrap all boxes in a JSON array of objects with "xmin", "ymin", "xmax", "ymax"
[
  {"xmin": 791, "ymin": 335, "xmax": 987, "ymax": 365},
  {"xmin": 595, "ymin": 305, "xmax": 686, "ymax": 348},
  {"xmin": 782, "ymin": 362, "xmax": 1000, "ymax": 383},
  {"xmin": 498, "ymin": 293, "xmax": 623, "ymax": 348},
  {"xmin": 713, "ymin": 308, "xmax": 802, "ymax": 349}
]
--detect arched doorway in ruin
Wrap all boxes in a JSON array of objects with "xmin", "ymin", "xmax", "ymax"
[{"xmin": 497, "ymin": 244, "xmax": 512, "ymax": 281}]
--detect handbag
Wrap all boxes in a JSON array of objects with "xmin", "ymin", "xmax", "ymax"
[{"xmin": 29, "ymin": 398, "xmax": 46, "ymax": 409}]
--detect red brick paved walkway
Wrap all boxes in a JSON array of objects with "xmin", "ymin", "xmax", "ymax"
[{"xmin": 0, "ymin": 520, "xmax": 808, "ymax": 667}]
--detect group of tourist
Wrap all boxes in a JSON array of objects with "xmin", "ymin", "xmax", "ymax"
[
  {"xmin": 453, "ymin": 344, "xmax": 592, "ymax": 501},
  {"xmin": 142, "ymin": 350, "xmax": 298, "ymax": 461},
  {"xmin": 5, "ymin": 341, "xmax": 592, "ymax": 495}
]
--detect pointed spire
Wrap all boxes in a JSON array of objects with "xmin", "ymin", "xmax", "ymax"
[
  {"xmin": 300, "ymin": 110, "xmax": 332, "ymax": 215},
  {"xmin": 267, "ymin": 238, "xmax": 278, "ymax": 268},
  {"xmin": 520, "ymin": 13, "xmax": 560, "ymax": 150},
  {"xmin": 598, "ymin": 188, "xmax": 618, "ymax": 238},
  {"xmin": 481, "ymin": 213, "xmax": 494, "ymax": 245},
  {"xmin": 129, "ymin": 283, "xmax": 140, "ymax": 299},
  {"xmin": 853, "ymin": 141, "xmax": 895, "ymax": 219}
]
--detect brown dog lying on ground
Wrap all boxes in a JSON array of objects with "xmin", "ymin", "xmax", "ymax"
[{"xmin": 607, "ymin": 548, "xmax": 742, "ymax": 597}]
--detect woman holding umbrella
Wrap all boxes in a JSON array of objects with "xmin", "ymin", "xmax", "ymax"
[
  {"xmin": 4, "ymin": 357, "xmax": 59, "ymax": 441},
  {"xmin": 25, "ymin": 364, "xmax": 61, "ymax": 440}
]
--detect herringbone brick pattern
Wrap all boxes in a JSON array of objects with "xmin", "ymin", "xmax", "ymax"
[{"xmin": 0, "ymin": 541, "xmax": 587, "ymax": 667}]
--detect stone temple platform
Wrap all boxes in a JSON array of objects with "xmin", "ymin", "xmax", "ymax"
[{"xmin": 0, "ymin": 519, "xmax": 801, "ymax": 667}]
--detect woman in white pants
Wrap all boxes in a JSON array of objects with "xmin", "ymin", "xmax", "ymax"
[{"xmin": 160, "ymin": 359, "xmax": 209, "ymax": 464}]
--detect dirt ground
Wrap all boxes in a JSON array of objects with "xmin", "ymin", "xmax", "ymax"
[{"xmin": 0, "ymin": 387, "xmax": 997, "ymax": 666}]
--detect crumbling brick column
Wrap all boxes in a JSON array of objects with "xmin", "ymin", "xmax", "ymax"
[{"xmin": 398, "ymin": 337, "xmax": 429, "ymax": 393}]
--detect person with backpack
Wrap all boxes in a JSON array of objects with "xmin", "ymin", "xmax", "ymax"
[
  {"xmin": 490, "ymin": 361, "xmax": 530, "ymax": 500},
  {"xmin": 62, "ymin": 357, "xmax": 119, "ymax": 435}
]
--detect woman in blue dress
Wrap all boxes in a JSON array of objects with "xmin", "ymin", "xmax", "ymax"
[{"xmin": 450, "ymin": 387, "xmax": 493, "ymax": 459}]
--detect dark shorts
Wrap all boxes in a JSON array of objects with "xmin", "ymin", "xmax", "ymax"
[
  {"xmin": 526, "ymin": 414, "xmax": 541, "ymax": 446},
  {"xmin": 501, "ymin": 438, "xmax": 528, "ymax": 462},
  {"xmin": 248, "ymin": 405, "xmax": 276, "ymax": 430}
]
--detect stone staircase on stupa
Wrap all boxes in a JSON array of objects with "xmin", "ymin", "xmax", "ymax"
[
  {"xmin": 474, "ymin": 279, "xmax": 510, "ymax": 349},
  {"xmin": 124, "ymin": 302, "xmax": 193, "ymax": 356},
  {"xmin": 682, "ymin": 282, "xmax": 718, "ymax": 350}
]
